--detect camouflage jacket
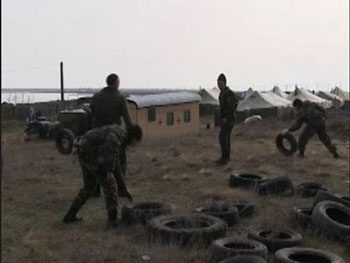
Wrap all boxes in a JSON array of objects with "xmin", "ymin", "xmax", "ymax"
[
  {"xmin": 219, "ymin": 87, "xmax": 238, "ymax": 122},
  {"xmin": 77, "ymin": 124, "xmax": 127, "ymax": 172},
  {"xmin": 291, "ymin": 101, "xmax": 326, "ymax": 131}
]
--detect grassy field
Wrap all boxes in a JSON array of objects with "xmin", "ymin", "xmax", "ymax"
[{"xmin": 1, "ymin": 113, "xmax": 349, "ymax": 263}]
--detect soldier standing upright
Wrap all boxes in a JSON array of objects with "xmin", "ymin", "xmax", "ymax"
[
  {"xmin": 286, "ymin": 99, "xmax": 340, "ymax": 158},
  {"xmin": 63, "ymin": 124, "xmax": 142, "ymax": 229},
  {"xmin": 215, "ymin": 73, "xmax": 238, "ymax": 165}
]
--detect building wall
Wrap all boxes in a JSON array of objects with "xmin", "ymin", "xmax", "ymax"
[{"xmin": 127, "ymin": 102, "xmax": 199, "ymax": 138}]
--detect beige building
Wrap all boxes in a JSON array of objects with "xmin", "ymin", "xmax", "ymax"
[{"xmin": 126, "ymin": 92, "xmax": 202, "ymax": 138}]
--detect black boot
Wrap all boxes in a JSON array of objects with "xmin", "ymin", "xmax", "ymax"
[
  {"xmin": 105, "ymin": 210, "xmax": 118, "ymax": 230},
  {"xmin": 63, "ymin": 207, "xmax": 83, "ymax": 223}
]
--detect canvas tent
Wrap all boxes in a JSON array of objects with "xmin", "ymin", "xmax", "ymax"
[
  {"xmin": 236, "ymin": 91, "xmax": 292, "ymax": 122},
  {"xmin": 287, "ymin": 87, "xmax": 331, "ymax": 108},
  {"xmin": 330, "ymin": 87, "xmax": 349, "ymax": 101},
  {"xmin": 317, "ymin": 91, "xmax": 344, "ymax": 108},
  {"xmin": 271, "ymin": 86, "xmax": 288, "ymax": 98}
]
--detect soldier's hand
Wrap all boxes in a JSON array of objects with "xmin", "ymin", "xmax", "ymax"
[{"xmin": 106, "ymin": 171, "xmax": 114, "ymax": 185}]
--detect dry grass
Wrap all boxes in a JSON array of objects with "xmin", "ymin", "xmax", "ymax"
[{"xmin": 1, "ymin": 116, "xmax": 350, "ymax": 263}]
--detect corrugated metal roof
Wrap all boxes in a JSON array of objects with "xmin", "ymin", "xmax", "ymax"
[{"xmin": 126, "ymin": 92, "xmax": 202, "ymax": 108}]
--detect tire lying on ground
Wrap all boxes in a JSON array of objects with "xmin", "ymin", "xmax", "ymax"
[
  {"xmin": 247, "ymin": 228, "xmax": 302, "ymax": 253},
  {"xmin": 295, "ymin": 182, "xmax": 328, "ymax": 198},
  {"xmin": 121, "ymin": 202, "xmax": 171, "ymax": 225},
  {"xmin": 313, "ymin": 190, "xmax": 350, "ymax": 208},
  {"xmin": 232, "ymin": 201, "xmax": 256, "ymax": 217},
  {"xmin": 196, "ymin": 205, "xmax": 239, "ymax": 227},
  {"xmin": 210, "ymin": 237, "xmax": 268, "ymax": 262},
  {"xmin": 275, "ymin": 132, "xmax": 297, "ymax": 157},
  {"xmin": 218, "ymin": 255, "xmax": 267, "ymax": 263},
  {"xmin": 55, "ymin": 128, "xmax": 75, "ymax": 154},
  {"xmin": 147, "ymin": 213, "xmax": 227, "ymax": 247},
  {"xmin": 229, "ymin": 171, "xmax": 267, "ymax": 189},
  {"xmin": 273, "ymin": 247, "xmax": 346, "ymax": 263},
  {"xmin": 290, "ymin": 207, "xmax": 313, "ymax": 228},
  {"xmin": 256, "ymin": 176, "xmax": 294, "ymax": 197},
  {"xmin": 311, "ymin": 200, "xmax": 350, "ymax": 241}
]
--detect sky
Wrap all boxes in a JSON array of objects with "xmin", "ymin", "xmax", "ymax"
[{"xmin": 2, "ymin": 0, "xmax": 349, "ymax": 92}]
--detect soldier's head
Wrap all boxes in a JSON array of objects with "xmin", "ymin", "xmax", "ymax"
[
  {"xmin": 217, "ymin": 73, "xmax": 227, "ymax": 90},
  {"xmin": 106, "ymin": 73, "xmax": 120, "ymax": 89},
  {"xmin": 293, "ymin": 99, "xmax": 303, "ymax": 109},
  {"xmin": 126, "ymin": 124, "xmax": 143, "ymax": 146}
]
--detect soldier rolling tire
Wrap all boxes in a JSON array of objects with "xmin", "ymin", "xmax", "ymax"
[
  {"xmin": 55, "ymin": 128, "xmax": 75, "ymax": 155},
  {"xmin": 276, "ymin": 132, "xmax": 297, "ymax": 156}
]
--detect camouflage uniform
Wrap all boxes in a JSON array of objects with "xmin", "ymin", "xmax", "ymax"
[
  {"xmin": 218, "ymin": 87, "xmax": 238, "ymax": 161},
  {"xmin": 66, "ymin": 124, "xmax": 127, "ymax": 222},
  {"xmin": 289, "ymin": 101, "xmax": 338, "ymax": 156}
]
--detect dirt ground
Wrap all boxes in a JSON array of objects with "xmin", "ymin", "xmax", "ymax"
[{"xmin": 1, "ymin": 114, "xmax": 349, "ymax": 263}]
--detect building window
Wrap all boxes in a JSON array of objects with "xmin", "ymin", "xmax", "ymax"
[
  {"xmin": 148, "ymin": 107, "xmax": 156, "ymax": 122},
  {"xmin": 184, "ymin": 110, "xmax": 191, "ymax": 123},
  {"xmin": 166, "ymin": 112, "xmax": 174, "ymax": 125}
]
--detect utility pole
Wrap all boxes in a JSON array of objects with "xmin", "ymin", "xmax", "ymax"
[{"xmin": 60, "ymin": 61, "xmax": 64, "ymax": 101}]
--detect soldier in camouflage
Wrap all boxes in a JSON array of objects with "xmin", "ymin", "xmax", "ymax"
[
  {"xmin": 286, "ymin": 99, "xmax": 340, "ymax": 158},
  {"xmin": 63, "ymin": 124, "xmax": 142, "ymax": 229}
]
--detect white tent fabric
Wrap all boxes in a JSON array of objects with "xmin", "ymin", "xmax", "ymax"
[
  {"xmin": 317, "ymin": 91, "xmax": 344, "ymax": 108},
  {"xmin": 330, "ymin": 87, "xmax": 350, "ymax": 101},
  {"xmin": 237, "ymin": 91, "xmax": 291, "ymax": 111},
  {"xmin": 287, "ymin": 87, "xmax": 331, "ymax": 108},
  {"xmin": 271, "ymin": 86, "xmax": 288, "ymax": 98}
]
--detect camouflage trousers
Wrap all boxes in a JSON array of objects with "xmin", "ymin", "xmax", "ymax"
[
  {"xmin": 219, "ymin": 121, "xmax": 234, "ymax": 160},
  {"xmin": 298, "ymin": 124, "xmax": 337, "ymax": 155},
  {"xmin": 69, "ymin": 155, "xmax": 118, "ymax": 215}
]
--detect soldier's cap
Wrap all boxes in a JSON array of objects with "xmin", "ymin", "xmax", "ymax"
[
  {"xmin": 293, "ymin": 99, "xmax": 303, "ymax": 108},
  {"xmin": 217, "ymin": 73, "xmax": 226, "ymax": 83}
]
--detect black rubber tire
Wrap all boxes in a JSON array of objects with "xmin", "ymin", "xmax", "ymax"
[
  {"xmin": 247, "ymin": 228, "xmax": 302, "ymax": 253},
  {"xmin": 121, "ymin": 202, "xmax": 171, "ymax": 225},
  {"xmin": 275, "ymin": 132, "xmax": 297, "ymax": 157},
  {"xmin": 147, "ymin": 213, "xmax": 227, "ymax": 247},
  {"xmin": 211, "ymin": 237, "xmax": 268, "ymax": 262},
  {"xmin": 274, "ymin": 247, "xmax": 346, "ymax": 263},
  {"xmin": 229, "ymin": 171, "xmax": 267, "ymax": 189},
  {"xmin": 256, "ymin": 176, "xmax": 294, "ymax": 197},
  {"xmin": 55, "ymin": 128, "xmax": 75, "ymax": 155},
  {"xmin": 198, "ymin": 206, "xmax": 239, "ymax": 227},
  {"xmin": 218, "ymin": 255, "xmax": 267, "ymax": 263},
  {"xmin": 295, "ymin": 182, "xmax": 328, "ymax": 198},
  {"xmin": 313, "ymin": 190, "xmax": 350, "ymax": 208},
  {"xmin": 311, "ymin": 200, "xmax": 350, "ymax": 241},
  {"xmin": 290, "ymin": 207, "xmax": 313, "ymax": 228},
  {"xmin": 232, "ymin": 201, "xmax": 256, "ymax": 217}
]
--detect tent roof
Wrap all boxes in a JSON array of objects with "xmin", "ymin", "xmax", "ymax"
[
  {"xmin": 317, "ymin": 91, "xmax": 344, "ymax": 102},
  {"xmin": 330, "ymin": 87, "xmax": 350, "ymax": 100},
  {"xmin": 287, "ymin": 87, "xmax": 331, "ymax": 107},
  {"xmin": 271, "ymin": 86, "xmax": 288, "ymax": 98},
  {"xmin": 237, "ymin": 91, "xmax": 291, "ymax": 111},
  {"xmin": 126, "ymin": 92, "xmax": 202, "ymax": 108}
]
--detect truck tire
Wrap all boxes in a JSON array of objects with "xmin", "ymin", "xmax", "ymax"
[{"xmin": 55, "ymin": 128, "xmax": 75, "ymax": 155}]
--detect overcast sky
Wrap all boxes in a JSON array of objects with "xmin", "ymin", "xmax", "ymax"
[{"xmin": 2, "ymin": 0, "xmax": 349, "ymax": 91}]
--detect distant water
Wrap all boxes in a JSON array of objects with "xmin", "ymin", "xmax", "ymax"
[{"xmin": 1, "ymin": 92, "xmax": 92, "ymax": 104}]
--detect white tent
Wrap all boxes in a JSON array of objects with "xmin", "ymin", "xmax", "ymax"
[
  {"xmin": 317, "ymin": 91, "xmax": 344, "ymax": 108},
  {"xmin": 330, "ymin": 86, "xmax": 349, "ymax": 101},
  {"xmin": 287, "ymin": 87, "xmax": 331, "ymax": 108},
  {"xmin": 237, "ymin": 91, "xmax": 291, "ymax": 111},
  {"xmin": 271, "ymin": 86, "xmax": 288, "ymax": 98}
]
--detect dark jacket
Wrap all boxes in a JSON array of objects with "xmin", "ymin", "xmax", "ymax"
[
  {"xmin": 219, "ymin": 87, "xmax": 238, "ymax": 122},
  {"xmin": 290, "ymin": 101, "xmax": 326, "ymax": 131},
  {"xmin": 89, "ymin": 87, "xmax": 132, "ymax": 128}
]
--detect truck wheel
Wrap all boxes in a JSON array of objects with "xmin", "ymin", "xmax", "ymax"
[{"xmin": 55, "ymin": 129, "xmax": 75, "ymax": 154}]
